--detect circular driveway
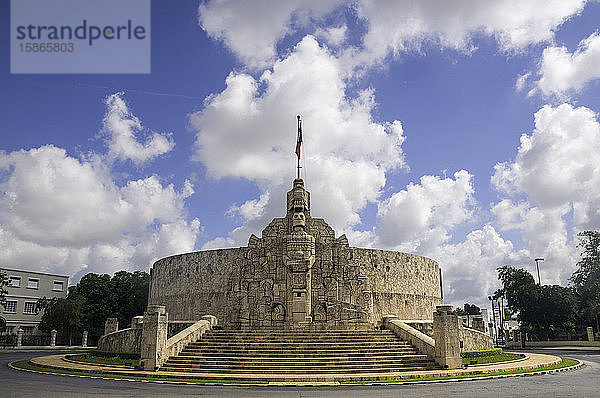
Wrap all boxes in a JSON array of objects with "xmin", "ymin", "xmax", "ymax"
[{"xmin": 1, "ymin": 349, "xmax": 598, "ymax": 397}]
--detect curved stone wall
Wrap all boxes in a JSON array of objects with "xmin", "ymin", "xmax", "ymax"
[
  {"xmin": 149, "ymin": 248, "xmax": 247, "ymax": 325},
  {"xmin": 350, "ymin": 248, "xmax": 442, "ymax": 322},
  {"xmin": 149, "ymin": 246, "xmax": 442, "ymax": 328}
]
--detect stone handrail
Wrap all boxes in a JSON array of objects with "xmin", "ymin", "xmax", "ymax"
[
  {"xmin": 383, "ymin": 315, "xmax": 435, "ymax": 357},
  {"xmin": 460, "ymin": 326, "xmax": 494, "ymax": 351},
  {"xmin": 159, "ymin": 315, "xmax": 217, "ymax": 368},
  {"xmin": 98, "ymin": 327, "xmax": 142, "ymax": 354}
]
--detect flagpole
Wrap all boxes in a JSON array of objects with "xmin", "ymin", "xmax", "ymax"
[{"xmin": 296, "ymin": 115, "xmax": 302, "ymax": 179}]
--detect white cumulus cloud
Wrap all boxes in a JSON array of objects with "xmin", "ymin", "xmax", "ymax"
[
  {"xmin": 198, "ymin": 0, "xmax": 343, "ymax": 68},
  {"xmin": 435, "ymin": 224, "xmax": 529, "ymax": 308},
  {"xmin": 198, "ymin": 0, "xmax": 587, "ymax": 69},
  {"xmin": 355, "ymin": 0, "xmax": 586, "ymax": 63},
  {"xmin": 0, "ymin": 144, "xmax": 199, "ymax": 279},
  {"xmin": 535, "ymin": 31, "xmax": 600, "ymax": 97},
  {"xmin": 102, "ymin": 92, "xmax": 174, "ymax": 166},
  {"xmin": 376, "ymin": 170, "xmax": 475, "ymax": 253}
]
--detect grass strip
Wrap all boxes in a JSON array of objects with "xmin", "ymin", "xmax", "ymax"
[
  {"xmin": 11, "ymin": 359, "xmax": 267, "ymax": 385},
  {"xmin": 66, "ymin": 354, "xmax": 139, "ymax": 368},
  {"xmin": 341, "ymin": 357, "xmax": 580, "ymax": 384}
]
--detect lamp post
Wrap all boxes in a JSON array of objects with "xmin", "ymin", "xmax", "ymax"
[
  {"xmin": 488, "ymin": 296, "xmax": 497, "ymax": 343},
  {"xmin": 534, "ymin": 257, "xmax": 544, "ymax": 285}
]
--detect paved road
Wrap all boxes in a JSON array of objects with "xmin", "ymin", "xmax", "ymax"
[{"xmin": 1, "ymin": 349, "xmax": 598, "ymax": 397}]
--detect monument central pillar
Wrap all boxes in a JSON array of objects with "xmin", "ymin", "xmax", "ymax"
[{"xmin": 284, "ymin": 179, "xmax": 315, "ymax": 326}]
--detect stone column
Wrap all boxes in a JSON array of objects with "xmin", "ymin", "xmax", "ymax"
[
  {"xmin": 50, "ymin": 329, "xmax": 57, "ymax": 347},
  {"xmin": 140, "ymin": 305, "xmax": 169, "ymax": 371},
  {"xmin": 17, "ymin": 328, "xmax": 23, "ymax": 347},
  {"xmin": 82, "ymin": 331, "xmax": 88, "ymax": 348},
  {"xmin": 433, "ymin": 305, "xmax": 462, "ymax": 369},
  {"xmin": 104, "ymin": 318, "xmax": 118, "ymax": 335},
  {"xmin": 201, "ymin": 315, "xmax": 217, "ymax": 327},
  {"xmin": 587, "ymin": 327, "xmax": 594, "ymax": 342}
]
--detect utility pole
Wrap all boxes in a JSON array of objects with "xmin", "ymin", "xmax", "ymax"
[{"xmin": 534, "ymin": 258, "xmax": 544, "ymax": 285}]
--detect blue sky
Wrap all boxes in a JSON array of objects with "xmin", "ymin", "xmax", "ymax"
[{"xmin": 2, "ymin": 1, "xmax": 600, "ymax": 308}]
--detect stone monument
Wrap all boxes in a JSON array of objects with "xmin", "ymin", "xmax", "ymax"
[{"xmin": 148, "ymin": 177, "xmax": 443, "ymax": 329}]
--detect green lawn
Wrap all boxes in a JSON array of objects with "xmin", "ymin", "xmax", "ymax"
[{"xmin": 462, "ymin": 352, "xmax": 524, "ymax": 366}]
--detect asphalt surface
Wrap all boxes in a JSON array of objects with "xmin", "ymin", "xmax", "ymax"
[{"xmin": 1, "ymin": 349, "xmax": 598, "ymax": 397}]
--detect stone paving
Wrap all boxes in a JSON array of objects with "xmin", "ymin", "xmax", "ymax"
[{"xmin": 25, "ymin": 352, "xmax": 564, "ymax": 385}]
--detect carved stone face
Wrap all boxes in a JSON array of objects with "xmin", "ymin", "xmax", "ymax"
[{"xmin": 292, "ymin": 212, "xmax": 306, "ymax": 230}]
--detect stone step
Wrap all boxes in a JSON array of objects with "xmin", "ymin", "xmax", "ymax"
[
  {"xmin": 189, "ymin": 341, "xmax": 410, "ymax": 350},
  {"xmin": 210, "ymin": 330, "xmax": 388, "ymax": 332},
  {"xmin": 160, "ymin": 364, "xmax": 436, "ymax": 374},
  {"xmin": 200, "ymin": 336, "xmax": 400, "ymax": 341},
  {"xmin": 159, "ymin": 327, "xmax": 440, "ymax": 375},
  {"xmin": 189, "ymin": 338, "xmax": 411, "ymax": 344},
  {"xmin": 180, "ymin": 347, "xmax": 418, "ymax": 354},
  {"xmin": 178, "ymin": 351, "xmax": 419, "ymax": 358},
  {"xmin": 167, "ymin": 355, "xmax": 431, "ymax": 364},
  {"xmin": 181, "ymin": 348, "xmax": 417, "ymax": 356},
  {"xmin": 165, "ymin": 359, "xmax": 431, "ymax": 369}
]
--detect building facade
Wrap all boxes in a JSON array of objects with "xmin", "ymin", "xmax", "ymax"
[
  {"xmin": 1, "ymin": 268, "xmax": 69, "ymax": 335},
  {"xmin": 149, "ymin": 179, "xmax": 443, "ymax": 329}
]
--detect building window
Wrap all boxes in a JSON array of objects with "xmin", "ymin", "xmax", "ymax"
[
  {"xmin": 23, "ymin": 302, "xmax": 37, "ymax": 314},
  {"xmin": 9, "ymin": 276, "xmax": 21, "ymax": 287},
  {"xmin": 4, "ymin": 300, "xmax": 17, "ymax": 314},
  {"xmin": 27, "ymin": 278, "xmax": 39, "ymax": 289},
  {"xmin": 21, "ymin": 326, "xmax": 34, "ymax": 334},
  {"xmin": 52, "ymin": 281, "xmax": 64, "ymax": 292}
]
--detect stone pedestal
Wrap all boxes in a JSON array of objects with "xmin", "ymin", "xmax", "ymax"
[
  {"xmin": 104, "ymin": 318, "xmax": 118, "ymax": 335},
  {"xmin": 50, "ymin": 329, "xmax": 57, "ymax": 347},
  {"xmin": 140, "ymin": 305, "xmax": 169, "ymax": 371},
  {"xmin": 433, "ymin": 305, "xmax": 462, "ymax": 369},
  {"xmin": 201, "ymin": 315, "xmax": 218, "ymax": 327},
  {"xmin": 587, "ymin": 327, "xmax": 594, "ymax": 342},
  {"xmin": 82, "ymin": 331, "xmax": 88, "ymax": 348},
  {"xmin": 17, "ymin": 329, "xmax": 23, "ymax": 347},
  {"xmin": 131, "ymin": 316, "xmax": 144, "ymax": 329}
]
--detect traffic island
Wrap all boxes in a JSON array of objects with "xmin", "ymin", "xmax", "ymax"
[{"xmin": 9, "ymin": 352, "xmax": 581, "ymax": 386}]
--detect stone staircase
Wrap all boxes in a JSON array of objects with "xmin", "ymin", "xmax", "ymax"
[{"xmin": 159, "ymin": 328, "xmax": 439, "ymax": 382}]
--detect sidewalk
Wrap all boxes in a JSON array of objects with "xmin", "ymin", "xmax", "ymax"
[{"xmin": 22, "ymin": 352, "xmax": 565, "ymax": 384}]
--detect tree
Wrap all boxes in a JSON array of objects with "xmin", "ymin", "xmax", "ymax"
[
  {"xmin": 110, "ymin": 271, "xmax": 150, "ymax": 329},
  {"xmin": 0, "ymin": 270, "xmax": 8, "ymax": 310},
  {"xmin": 37, "ymin": 296, "xmax": 83, "ymax": 345},
  {"xmin": 454, "ymin": 303, "xmax": 481, "ymax": 316},
  {"xmin": 570, "ymin": 231, "xmax": 600, "ymax": 332},
  {"xmin": 496, "ymin": 265, "xmax": 577, "ymax": 340},
  {"xmin": 37, "ymin": 270, "xmax": 150, "ymax": 343},
  {"xmin": 68, "ymin": 273, "xmax": 115, "ymax": 340}
]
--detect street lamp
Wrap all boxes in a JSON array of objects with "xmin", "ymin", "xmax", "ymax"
[{"xmin": 534, "ymin": 258, "xmax": 544, "ymax": 285}]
